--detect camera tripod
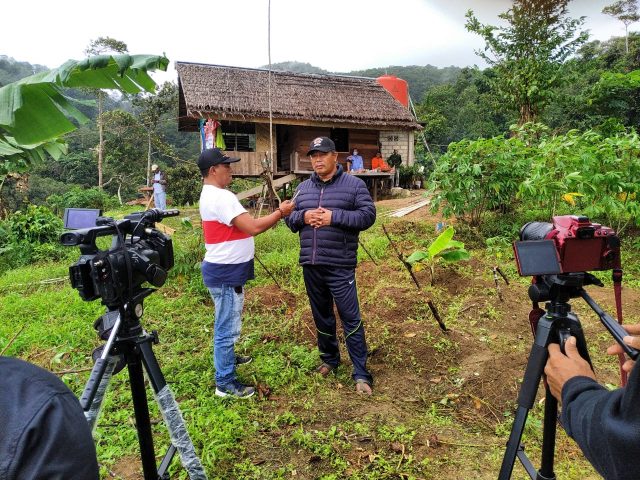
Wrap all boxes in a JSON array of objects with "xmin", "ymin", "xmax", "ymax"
[
  {"xmin": 498, "ymin": 272, "xmax": 638, "ymax": 480},
  {"xmin": 80, "ymin": 289, "xmax": 207, "ymax": 480}
]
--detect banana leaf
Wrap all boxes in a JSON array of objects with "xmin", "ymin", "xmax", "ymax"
[{"xmin": 0, "ymin": 53, "xmax": 168, "ymax": 174}]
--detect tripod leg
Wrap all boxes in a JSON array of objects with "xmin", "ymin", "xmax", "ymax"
[
  {"xmin": 139, "ymin": 341, "xmax": 208, "ymax": 480},
  {"xmin": 499, "ymin": 317, "xmax": 555, "ymax": 480},
  {"xmin": 83, "ymin": 355, "xmax": 117, "ymax": 431},
  {"xmin": 537, "ymin": 388, "xmax": 558, "ymax": 480},
  {"xmin": 127, "ymin": 355, "xmax": 159, "ymax": 480}
]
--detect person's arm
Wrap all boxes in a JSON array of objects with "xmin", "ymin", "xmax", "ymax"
[
  {"xmin": 233, "ymin": 200, "xmax": 294, "ymax": 236},
  {"xmin": 545, "ymin": 330, "xmax": 640, "ymax": 479},
  {"xmin": 327, "ymin": 182, "xmax": 376, "ymax": 231},
  {"xmin": 560, "ymin": 364, "xmax": 640, "ymax": 479}
]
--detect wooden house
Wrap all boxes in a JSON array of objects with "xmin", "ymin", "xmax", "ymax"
[{"xmin": 176, "ymin": 62, "xmax": 422, "ymax": 176}]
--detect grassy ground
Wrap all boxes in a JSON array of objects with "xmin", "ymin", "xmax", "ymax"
[{"xmin": 1, "ymin": 200, "xmax": 639, "ymax": 479}]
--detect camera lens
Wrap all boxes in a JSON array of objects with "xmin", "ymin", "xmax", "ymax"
[{"xmin": 520, "ymin": 222, "xmax": 554, "ymax": 241}]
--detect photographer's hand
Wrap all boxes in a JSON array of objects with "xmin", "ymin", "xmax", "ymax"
[
  {"xmin": 545, "ymin": 337, "xmax": 595, "ymax": 401},
  {"xmin": 607, "ymin": 323, "xmax": 640, "ymax": 373}
]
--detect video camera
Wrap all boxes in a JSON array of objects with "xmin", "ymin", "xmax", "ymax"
[
  {"xmin": 60, "ymin": 209, "xmax": 179, "ymax": 308},
  {"xmin": 513, "ymin": 215, "xmax": 620, "ymax": 277}
]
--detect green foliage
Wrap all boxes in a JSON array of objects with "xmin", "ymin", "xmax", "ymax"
[
  {"xmin": 429, "ymin": 134, "xmax": 530, "ymax": 226},
  {"xmin": 518, "ymin": 127, "xmax": 640, "ymax": 232},
  {"xmin": 466, "ymin": 0, "xmax": 588, "ymax": 124},
  {"xmin": 406, "ymin": 226, "xmax": 470, "ymax": 285},
  {"xmin": 168, "ymin": 164, "xmax": 201, "ymax": 206},
  {"xmin": 0, "ymin": 53, "xmax": 169, "ymax": 176},
  {"xmin": 47, "ymin": 187, "xmax": 118, "ymax": 215},
  {"xmin": 416, "ymin": 68, "xmax": 511, "ymax": 150},
  {"xmin": 27, "ymin": 174, "xmax": 73, "ymax": 205},
  {"xmin": 0, "ymin": 205, "xmax": 65, "ymax": 272},
  {"xmin": 432, "ymin": 122, "xmax": 640, "ymax": 234}
]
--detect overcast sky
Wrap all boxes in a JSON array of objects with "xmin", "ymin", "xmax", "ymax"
[{"xmin": 1, "ymin": 0, "xmax": 632, "ymax": 82}]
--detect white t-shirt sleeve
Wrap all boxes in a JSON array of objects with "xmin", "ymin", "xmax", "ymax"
[{"xmin": 216, "ymin": 189, "xmax": 248, "ymax": 225}]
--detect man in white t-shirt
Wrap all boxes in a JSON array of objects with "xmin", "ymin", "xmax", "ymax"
[
  {"xmin": 198, "ymin": 148, "xmax": 294, "ymax": 398},
  {"xmin": 151, "ymin": 164, "xmax": 167, "ymax": 210}
]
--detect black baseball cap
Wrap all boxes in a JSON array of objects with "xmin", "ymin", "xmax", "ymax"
[
  {"xmin": 307, "ymin": 136, "xmax": 336, "ymax": 156},
  {"xmin": 198, "ymin": 148, "xmax": 241, "ymax": 170}
]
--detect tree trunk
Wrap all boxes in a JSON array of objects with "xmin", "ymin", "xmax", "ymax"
[
  {"xmin": 97, "ymin": 92, "xmax": 104, "ymax": 189},
  {"xmin": 519, "ymin": 102, "xmax": 535, "ymax": 125},
  {"xmin": 625, "ymin": 25, "xmax": 629, "ymax": 55},
  {"xmin": 146, "ymin": 131, "xmax": 152, "ymax": 187}
]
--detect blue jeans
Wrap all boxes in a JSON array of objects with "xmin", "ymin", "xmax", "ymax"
[
  {"xmin": 154, "ymin": 191, "xmax": 166, "ymax": 210},
  {"xmin": 208, "ymin": 285, "xmax": 244, "ymax": 385}
]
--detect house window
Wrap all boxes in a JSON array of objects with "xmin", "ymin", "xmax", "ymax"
[
  {"xmin": 221, "ymin": 121, "xmax": 256, "ymax": 152},
  {"xmin": 330, "ymin": 128, "xmax": 349, "ymax": 152}
]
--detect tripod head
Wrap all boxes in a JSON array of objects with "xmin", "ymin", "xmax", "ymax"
[{"xmin": 528, "ymin": 272, "xmax": 602, "ymax": 305}]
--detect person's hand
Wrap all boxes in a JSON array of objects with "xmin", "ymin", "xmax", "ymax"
[
  {"xmin": 310, "ymin": 208, "xmax": 332, "ymax": 228},
  {"xmin": 304, "ymin": 208, "xmax": 331, "ymax": 228},
  {"xmin": 544, "ymin": 337, "xmax": 595, "ymax": 400},
  {"xmin": 278, "ymin": 200, "xmax": 294, "ymax": 217},
  {"xmin": 304, "ymin": 209, "xmax": 320, "ymax": 225},
  {"xmin": 606, "ymin": 324, "xmax": 640, "ymax": 373}
]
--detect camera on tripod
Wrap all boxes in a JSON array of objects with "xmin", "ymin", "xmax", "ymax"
[
  {"xmin": 60, "ymin": 208, "xmax": 179, "ymax": 307},
  {"xmin": 499, "ymin": 214, "xmax": 638, "ymax": 480},
  {"xmin": 514, "ymin": 215, "xmax": 620, "ymax": 277}
]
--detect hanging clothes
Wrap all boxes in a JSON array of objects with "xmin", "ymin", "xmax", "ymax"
[{"xmin": 199, "ymin": 119, "xmax": 226, "ymax": 151}]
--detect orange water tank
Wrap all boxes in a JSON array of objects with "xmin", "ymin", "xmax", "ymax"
[{"xmin": 376, "ymin": 75, "xmax": 409, "ymax": 107}]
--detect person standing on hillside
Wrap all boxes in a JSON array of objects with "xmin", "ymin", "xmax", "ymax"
[
  {"xmin": 198, "ymin": 148, "xmax": 294, "ymax": 398},
  {"xmin": 387, "ymin": 149, "xmax": 402, "ymax": 187},
  {"xmin": 151, "ymin": 164, "xmax": 168, "ymax": 210},
  {"xmin": 285, "ymin": 137, "xmax": 376, "ymax": 395}
]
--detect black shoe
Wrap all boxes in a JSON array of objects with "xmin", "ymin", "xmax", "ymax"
[
  {"xmin": 235, "ymin": 355, "xmax": 252, "ymax": 366},
  {"xmin": 215, "ymin": 380, "xmax": 255, "ymax": 398}
]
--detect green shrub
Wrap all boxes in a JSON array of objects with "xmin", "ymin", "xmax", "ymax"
[
  {"xmin": 47, "ymin": 187, "xmax": 118, "ymax": 215},
  {"xmin": 0, "ymin": 205, "xmax": 66, "ymax": 272},
  {"xmin": 167, "ymin": 164, "xmax": 201, "ymax": 207},
  {"xmin": 429, "ymin": 135, "xmax": 530, "ymax": 226},
  {"xmin": 28, "ymin": 175, "xmax": 74, "ymax": 206}
]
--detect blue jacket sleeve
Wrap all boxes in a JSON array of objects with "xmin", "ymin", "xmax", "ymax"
[
  {"xmin": 330, "ymin": 182, "xmax": 376, "ymax": 231},
  {"xmin": 285, "ymin": 209, "xmax": 305, "ymax": 233},
  {"xmin": 560, "ymin": 366, "xmax": 640, "ymax": 480}
]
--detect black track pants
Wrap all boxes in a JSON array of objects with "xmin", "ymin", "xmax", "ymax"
[{"xmin": 302, "ymin": 265, "xmax": 372, "ymax": 384}]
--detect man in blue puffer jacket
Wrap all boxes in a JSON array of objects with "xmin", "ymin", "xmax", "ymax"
[{"xmin": 285, "ymin": 137, "xmax": 376, "ymax": 394}]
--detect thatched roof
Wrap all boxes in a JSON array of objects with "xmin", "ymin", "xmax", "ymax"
[{"xmin": 176, "ymin": 62, "xmax": 421, "ymax": 131}]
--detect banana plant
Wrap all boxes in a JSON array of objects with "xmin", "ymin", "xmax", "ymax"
[
  {"xmin": 0, "ymin": 53, "xmax": 169, "ymax": 176},
  {"xmin": 406, "ymin": 225, "xmax": 470, "ymax": 286}
]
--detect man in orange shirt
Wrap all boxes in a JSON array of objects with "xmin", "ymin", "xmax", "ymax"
[
  {"xmin": 371, "ymin": 151, "xmax": 391, "ymax": 172},
  {"xmin": 371, "ymin": 151, "xmax": 392, "ymax": 192}
]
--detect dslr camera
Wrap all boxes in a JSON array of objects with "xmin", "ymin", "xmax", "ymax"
[
  {"xmin": 60, "ymin": 209, "xmax": 178, "ymax": 308},
  {"xmin": 513, "ymin": 215, "xmax": 620, "ymax": 277}
]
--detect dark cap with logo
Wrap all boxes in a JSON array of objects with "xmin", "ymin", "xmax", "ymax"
[
  {"xmin": 307, "ymin": 136, "xmax": 336, "ymax": 156},
  {"xmin": 198, "ymin": 148, "xmax": 241, "ymax": 170}
]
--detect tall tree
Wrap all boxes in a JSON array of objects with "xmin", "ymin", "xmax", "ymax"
[
  {"xmin": 132, "ymin": 82, "xmax": 176, "ymax": 186},
  {"xmin": 0, "ymin": 53, "xmax": 169, "ymax": 214},
  {"xmin": 466, "ymin": 0, "xmax": 588, "ymax": 125},
  {"xmin": 603, "ymin": 0, "xmax": 640, "ymax": 54},
  {"xmin": 84, "ymin": 37, "xmax": 128, "ymax": 189}
]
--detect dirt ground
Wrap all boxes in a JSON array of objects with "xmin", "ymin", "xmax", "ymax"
[
  {"xmin": 110, "ymin": 191, "xmax": 640, "ymax": 479},
  {"xmin": 232, "ymin": 192, "xmax": 640, "ymax": 479}
]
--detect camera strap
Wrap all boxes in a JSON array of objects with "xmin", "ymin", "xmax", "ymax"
[{"xmin": 612, "ymin": 268, "xmax": 628, "ymax": 386}]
